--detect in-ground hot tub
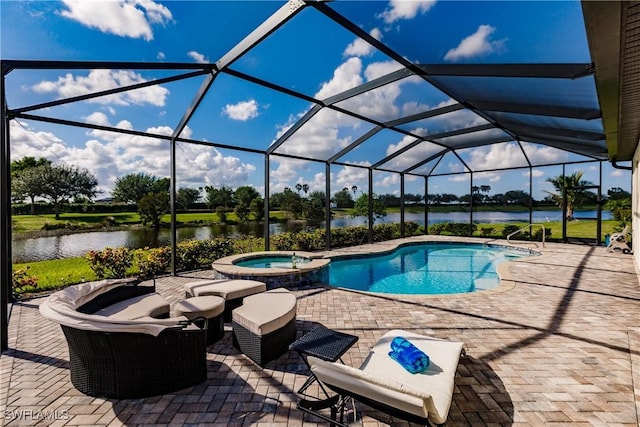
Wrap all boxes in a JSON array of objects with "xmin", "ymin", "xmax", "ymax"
[{"xmin": 211, "ymin": 251, "xmax": 330, "ymax": 289}]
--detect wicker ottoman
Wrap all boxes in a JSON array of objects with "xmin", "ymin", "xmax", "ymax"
[
  {"xmin": 183, "ymin": 279, "xmax": 266, "ymax": 321},
  {"xmin": 232, "ymin": 288, "xmax": 297, "ymax": 367},
  {"xmin": 174, "ymin": 296, "xmax": 225, "ymax": 345}
]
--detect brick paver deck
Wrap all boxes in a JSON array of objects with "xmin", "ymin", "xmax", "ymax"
[{"xmin": 1, "ymin": 236, "xmax": 639, "ymax": 426}]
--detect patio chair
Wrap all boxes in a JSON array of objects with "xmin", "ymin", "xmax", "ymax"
[
  {"xmin": 607, "ymin": 224, "xmax": 631, "ymax": 253},
  {"xmin": 299, "ymin": 329, "xmax": 465, "ymax": 427}
]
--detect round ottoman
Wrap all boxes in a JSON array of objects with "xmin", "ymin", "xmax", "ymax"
[
  {"xmin": 175, "ymin": 296, "xmax": 225, "ymax": 345},
  {"xmin": 182, "ymin": 279, "xmax": 266, "ymax": 321}
]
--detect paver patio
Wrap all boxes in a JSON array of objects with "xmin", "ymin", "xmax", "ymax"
[{"xmin": 1, "ymin": 236, "xmax": 639, "ymax": 426}]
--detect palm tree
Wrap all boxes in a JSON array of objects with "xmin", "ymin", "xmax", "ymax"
[
  {"xmin": 351, "ymin": 185, "xmax": 358, "ymax": 197},
  {"xmin": 302, "ymin": 183, "xmax": 309, "ymax": 195},
  {"xmin": 295, "ymin": 183, "xmax": 302, "ymax": 195},
  {"xmin": 545, "ymin": 171, "xmax": 592, "ymax": 220}
]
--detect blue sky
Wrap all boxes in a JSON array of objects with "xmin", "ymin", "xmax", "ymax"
[{"xmin": 1, "ymin": 0, "xmax": 631, "ymax": 201}]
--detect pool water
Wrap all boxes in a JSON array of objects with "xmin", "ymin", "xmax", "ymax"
[
  {"xmin": 327, "ymin": 243, "xmax": 531, "ymax": 294},
  {"xmin": 235, "ymin": 255, "xmax": 310, "ymax": 269}
]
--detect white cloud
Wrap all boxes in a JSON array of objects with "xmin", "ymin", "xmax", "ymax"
[
  {"xmin": 335, "ymin": 164, "xmax": 369, "ymax": 192},
  {"xmin": 11, "ymin": 118, "xmax": 256, "ymax": 195},
  {"xmin": 378, "ymin": 0, "xmax": 436, "ymax": 24},
  {"xmin": 524, "ymin": 169, "xmax": 545, "ymax": 178},
  {"xmin": 59, "ymin": 0, "xmax": 172, "ymax": 41},
  {"xmin": 467, "ymin": 143, "xmax": 528, "ymax": 171},
  {"xmin": 157, "ymin": 52, "xmax": 166, "ymax": 61},
  {"xmin": 611, "ymin": 169, "xmax": 624, "ymax": 177},
  {"xmin": 222, "ymin": 100, "xmax": 259, "ymax": 121},
  {"xmin": 32, "ymin": 69, "xmax": 169, "ymax": 106},
  {"xmin": 444, "ymin": 25, "xmax": 506, "ymax": 62},
  {"xmin": 188, "ymin": 51, "xmax": 208, "ymax": 64},
  {"xmin": 520, "ymin": 142, "xmax": 569, "ymax": 164},
  {"xmin": 344, "ymin": 28, "xmax": 382, "ymax": 57},
  {"xmin": 376, "ymin": 173, "xmax": 399, "ymax": 188},
  {"xmin": 84, "ymin": 112, "xmax": 110, "ymax": 126},
  {"xmin": 9, "ymin": 121, "xmax": 68, "ymax": 161}
]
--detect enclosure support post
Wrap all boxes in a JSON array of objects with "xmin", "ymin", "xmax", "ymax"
[
  {"xmin": 1, "ymin": 70, "xmax": 11, "ymax": 351},
  {"xmin": 529, "ymin": 166, "xmax": 533, "ymax": 235},
  {"xmin": 264, "ymin": 155, "xmax": 270, "ymax": 251},
  {"xmin": 325, "ymin": 163, "xmax": 331, "ymax": 250},
  {"xmin": 170, "ymin": 137, "xmax": 177, "ymax": 276},
  {"xmin": 368, "ymin": 169, "xmax": 373, "ymax": 244},
  {"xmin": 400, "ymin": 173, "xmax": 405, "ymax": 238},
  {"xmin": 424, "ymin": 176, "xmax": 429, "ymax": 235},
  {"xmin": 597, "ymin": 161, "xmax": 602, "ymax": 245},
  {"xmin": 469, "ymin": 172, "xmax": 474, "ymax": 228}
]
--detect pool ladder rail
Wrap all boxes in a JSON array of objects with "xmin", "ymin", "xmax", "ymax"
[{"xmin": 506, "ymin": 223, "xmax": 546, "ymax": 248}]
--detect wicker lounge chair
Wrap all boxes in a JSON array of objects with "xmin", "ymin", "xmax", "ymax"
[
  {"xmin": 39, "ymin": 278, "xmax": 207, "ymax": 399},
  {"xmin": 299, "ymin": 329, "xmax": 465, "ymax": 426}
]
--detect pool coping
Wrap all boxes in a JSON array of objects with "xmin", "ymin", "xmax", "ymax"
[{"xmin": 212, "ymin": 250, "xmax": 330, "ymax": 278}]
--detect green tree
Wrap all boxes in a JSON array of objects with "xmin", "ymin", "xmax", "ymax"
[
  {"xmin": 138, "ymin": 191, "xmax": 169, "ymax": 229},
  {"xmin": 11, "ymin": 156, "xmax": 51, "ymax": 177},
  {"xmin": 112, "ymin": 173, "xmax": 158, "ymax": 204},
  {"xmin": 352, "ymin": 193, "xmax": 386, "ymax": 222},
  {"xmin": 281, "ymin": 187, "xmax": 303, "ymax": 219},
  {"xmin": 333, "ymin": 188, "xmax": 354, "ymax": 208},
  {"xmin": 234, "ymin": 185, "xmax": 260, "ymax": 206},
  {"xmin": 269, "ymin": 192, "xmax": 285, "ymax": 209},
  {"xmin": 250, "ymin": 197, "xmax": 264, "ymax": 221},
  {"xmin": 11, "ymin": 157, "xmax": 53, "ymax": 212},
  {"xmin": 545, "ymin": 171, "xmax": 592, "ymax": 220},
  {"xmin": 205, "ymin": 186, "xmax": 233, "ymax": 210},
  {"xmin": 504, "ymin": 190, "xmax": 531, "ymax": 206},
  {"xmin": 39, "ymin": 164, "xmax": 98, "ymax": 219},
  {"xmin": 304, "ymin": 191, "xmax": 326, "ymax": 220},
  {"xmin": 176, "ymin": 187, "xmax": 200, "ymax": 210},
  {"xmin": 604, "ymin": 197, "xmax": 631, "ymax": 221},
  {"xmin": 235, "ymin": 200, "xmax": 250, "ymax": 221}
]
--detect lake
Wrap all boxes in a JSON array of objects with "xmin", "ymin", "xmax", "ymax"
[{"xmin": 12, "ymin": 209, "xmax": 610, "ymax": 263}]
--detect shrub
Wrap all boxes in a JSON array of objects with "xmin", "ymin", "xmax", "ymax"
[
  {"xmin": 86, "ymin": 246, "xmax": 133, "ymax": 279},
  {"xmin": 532, "ymin": 227, "xmax": 552, "ymax": 241},
  {"xmin": 12, "ymin": 266, "xmax": 38, "ymax": 292},
  {"xmin": 135, "ymin": 247, "xmax": 171, "ymax": 279},
  {"xmin": 429, "ymin": 222, "xmax": 476, "ymax": 236},
  {"xmin": 501, "ymin": 225, "xmax": 521, "ymax": 238},
  {"xmin": 480, "ymin": 226, "xmax": 495, "ymax": 237},
  {"xmin": 176, "ymin": 238, "xmax": 234, "ymax": 271},
  {"xmin": 233, "ymin": 235, "xmax": 265, "ymax": 253}
]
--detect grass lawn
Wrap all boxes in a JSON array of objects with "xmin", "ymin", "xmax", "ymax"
[{"xmin": 12, "ymin": 210, "xmax": 291, "ymax": 234}]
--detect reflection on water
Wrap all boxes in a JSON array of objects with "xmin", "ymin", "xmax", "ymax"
[{"xmin": 12, "ymin": 209, "xmax": 609, "ymax": 263}]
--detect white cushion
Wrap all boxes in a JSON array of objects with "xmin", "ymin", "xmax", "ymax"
[
  {"xmin": 174, "ymin": 296, "xmax": 225, "ymax": 319},
  {"xmin": 184, "ymin": 279, "xmax": 266, "ymax": 300},
  {"xmin": 39, "ymin": 279, "xmax": 190, "ymax": 336},
  {"xmin": 309, "ymin": 329, "xmax": 465, "ymax": 425},
  {"xmin": 232, "ymin": 288, "xmax": 296, "ymax": 335},
  {"xmin": 94, "ymin": 293, "xmax": 170, "ymax": 320}
]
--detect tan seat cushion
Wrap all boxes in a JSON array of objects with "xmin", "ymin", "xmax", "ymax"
[
  {"xmin": 184, "ymin": 279, "xmax": 266, "ymax": 300},
  {"xmin": 174, "ymin": 296, "xmax": 225, "ymax": 319},
  {"xmin": 309, "ymin": 329, "xmax": 465, "ymax": 425},
  {"xmin": 94, "ymin": 293, "xmax": 170, "ymax": 320},
  {"xmin": 232, "ymin": 288, "xmax": 296, "ymax": 336}
]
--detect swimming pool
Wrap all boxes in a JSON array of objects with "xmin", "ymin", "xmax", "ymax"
[{"xmin": 326, "ymin": 242, "xmax": 535, "ymax": 295}]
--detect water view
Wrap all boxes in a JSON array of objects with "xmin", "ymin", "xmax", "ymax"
[{"xmin": 12, "ymin": 210, "xmax": 611, "ymax": 263}]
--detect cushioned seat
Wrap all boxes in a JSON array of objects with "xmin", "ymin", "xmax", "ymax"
[
  {"xmin": 94, "ymin": 292, "xmax": 170, "ymax": 320},
  {"xmin": 174, "ymin": 296, "xmax": 225, "ymax": 345},
  {"xmin": 306, "ymin": 329, "xmax": 465, "ymax": 426},
  {"xmin": 183, "ymin": 279, "xmax": 266, "ymax": 321},
  {"xmin": 232, "ymin": 288, "xmax": 297, "ymax": 366}
]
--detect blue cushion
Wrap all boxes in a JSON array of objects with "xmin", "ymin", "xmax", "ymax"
[{"xmin": 388, "ymin": 336, "xmax": 430, "ymax": 374}]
